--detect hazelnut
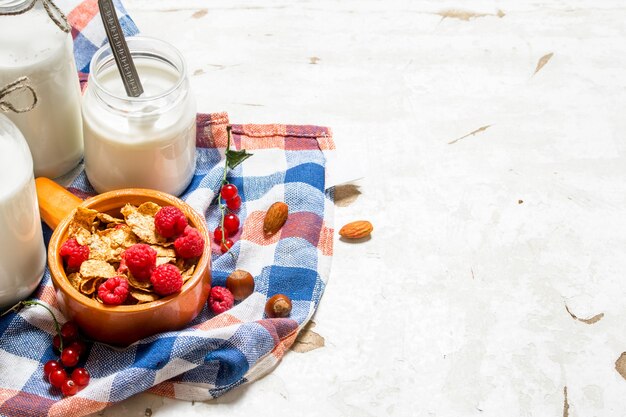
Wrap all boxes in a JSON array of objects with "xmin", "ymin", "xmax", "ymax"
[
  {"xmin": 265, "ymin": 294, "xmax": 292, "ymax": 318},
  {"xmin": 226, "ymin": 269, "xmax": 255, "ymax": 301}
]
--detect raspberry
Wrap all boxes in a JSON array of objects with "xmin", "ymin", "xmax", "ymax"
[
  {"xmin": 209, "ymin": 286, "xmax": 234, "ymax": 314},
  {"xmin": 123, "ymin": 244, "xmax": 157, "ymax": 281},
  {"xmin": 59, "ymin": 238, "xmax": 89, "ymax": 270},
  {"xmin": 174, "ymin": 226, "xmax": 205, "ymax": 259},
  {"xmin": 150, "ymin": 264, "xmax": 183, "ymax": 296},
  {"xmin": 154, "ymin": 206, "xmax": 188, "ymax": 238},
  {"xmin": 97, "ymin": 276, "xmax": 129, "ymax": 305}
]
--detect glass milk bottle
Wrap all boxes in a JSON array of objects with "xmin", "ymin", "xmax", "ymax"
[
  {"xmin": 82, "ymin": 37, "xmax": 196, "ymax": 196},
  {"xmin": 0, "ymin": 0, "xmax": 83, "ymax": 179},
  {"xmin": 0, "ymin": 113, "xmax": 46, "ymax": 309}
]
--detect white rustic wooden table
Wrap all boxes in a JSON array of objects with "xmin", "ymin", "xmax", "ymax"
[{"xmin": 94, "ymin": 1, "xmax": 626, "ymax": 415}]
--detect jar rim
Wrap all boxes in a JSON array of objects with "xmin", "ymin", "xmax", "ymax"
[
  {"xmin": 89, "ymin": 36, "xmax": 187, "ymax": 104},
  {"xmin": 0, "ymin": 0, "xmax": 32, "ymax": 12}
]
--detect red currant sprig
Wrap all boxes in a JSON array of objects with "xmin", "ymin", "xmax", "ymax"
[
  {"xmin": 2, "ymin": 300, "xmax": 91, "ymax": 396},
  {"xmin": 214, "ymin": 126, "xmax": 251, "ymax": 256},
  {"xmin": 46, "ymin": 319, "xmax": 91, "ymax": 395},
  {"xmin": 216, "ymin": 186, "xmax": 240, "ymax": 254}
]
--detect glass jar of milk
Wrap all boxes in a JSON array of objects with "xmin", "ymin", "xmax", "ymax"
[
  {"xmin": 0, "ymin": 114, "xmax": 46, "ymax": 309},
  {"xmin": 0, "ymin": 0, "xmax": 84, "ymax": 179},
  {"xmin": 82, "ymin": 37, "xmax": 197, "ymax": 196}
]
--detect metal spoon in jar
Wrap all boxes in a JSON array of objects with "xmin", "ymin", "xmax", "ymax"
[{"xmin": 98, "ymin": 0, "xmax": 144, "ymax": 97}]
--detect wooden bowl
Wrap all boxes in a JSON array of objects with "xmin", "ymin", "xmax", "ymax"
[{"xmin": 36, "ymin": 178, "xmax": 211, "ymax": 346}]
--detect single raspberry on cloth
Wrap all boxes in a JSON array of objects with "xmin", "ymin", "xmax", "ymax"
[
  {"xmin": 98, "ymin": 276, "xmax": 129, "ymax": 305},
  {"xmin": 59, "ymin": 238, "xmax": 89, "ymax": 270},
  {"xmin": 209, "ymin": 286, "xmax": 234, "ymax": 314},
  {"xmin": 154, "ymin": 206, "xmax": 188, "ymax": 238},
  {"xmin": 150, "ymin": 264, "xmax": 183, "ymax": 296},
  {"xmin": 122, "ymin": 244, "xmax": 157, "ymax": 281},
  {"xmin": 174, "ymin": 226, "xmax": 205, "ymax": 259}
]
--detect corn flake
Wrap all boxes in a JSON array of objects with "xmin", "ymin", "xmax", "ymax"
[
  {"xmin": 121, "ymin": 203, "xmax": 167, "ymax": 245},
  {"xmin": 96, "ymin": 212, "xmax": 124, "ymax": 225},
  {"xmin": 67, "ymin": 207, "xmax": 99, "ymax": 245},
  {"xmin": 156, "ymin": 256, "xmax": 176, "ymax": 266},
  {"xmin": 88, "ymin": 233, "xmax": 120, "ymax": 262},
  {"xmin": 182, "ymin": 264, "xmax": 195, "ymax": 283},
  {"xmin": 80, "ymin": 259, "xmax": 117, "ymax": 280},
  {"xmin": 80, "ymin": 277, "xmax": 105, "ymax": 295},
  {"xmin": 151, "ymin": 245, "xmax": 176, "ymax": 258},
  {"xmin": 67, "ymin": 272, "xmax": 82, "ymax": 291},
  {"xmin": 130, "ymin": 290, "xmax": 160, "ymax": 304},
  {"xmin": 128, "ymin": 273, "xmax": 152, "ymax": 291}
]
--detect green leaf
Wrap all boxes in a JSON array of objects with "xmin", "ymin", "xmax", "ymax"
[{"xmin": 225, "ymin": 148, "xmax": 253, "ymax": 169}]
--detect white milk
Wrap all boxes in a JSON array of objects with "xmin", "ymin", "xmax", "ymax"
[
  {"xmin": 82, "ymin": 38, "xmax": 196, "ymax": 196},
  {"xmin": 0, "ymin": 114, "xmax": 46, "ymax": 309},
  {"xmin": 0, "ymin": 0, "xmax": 83, "ymax": 178}
]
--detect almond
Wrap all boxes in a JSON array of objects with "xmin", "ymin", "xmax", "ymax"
[
  {"xmin": 263, "ymin": 202, "xmax": 289, "ymax": 236},
  {"xmin": 339, "ymin": 220, "xmax": 373, "ymax": 239}
]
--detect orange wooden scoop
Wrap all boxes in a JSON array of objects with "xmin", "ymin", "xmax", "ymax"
[{"xmin": 35, "ymin": 177, "xmax": 82, "ymax": 230}]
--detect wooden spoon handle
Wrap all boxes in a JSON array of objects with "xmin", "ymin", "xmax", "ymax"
[{"xmin": 35, "ymin": 177, "xmax": 82, "ymax": 230}]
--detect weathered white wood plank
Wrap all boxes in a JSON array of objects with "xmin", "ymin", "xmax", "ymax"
[{"xmin": 94, "ymin": 1, "xmax": 626, "ymax": 415}]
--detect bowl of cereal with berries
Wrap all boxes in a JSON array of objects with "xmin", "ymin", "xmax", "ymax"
[{"xmin": 37, "ymin": 178, "xmax": 211, "ymax": 346}]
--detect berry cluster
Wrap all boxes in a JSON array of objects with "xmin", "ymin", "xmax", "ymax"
[
  {"xmin": 44, "ymin": 320, "xmax": 90, "ymax": 396},
  {"xmin": 99, "ymin": 244, "xmax": 186, "ymax": 306},
  {"xmin": 214, "ymin": 183, "xmax": 242, "ymax": 254},
  {"xmin": 94, "ymin": 206, "xmax": 203, "ymax": 306}
]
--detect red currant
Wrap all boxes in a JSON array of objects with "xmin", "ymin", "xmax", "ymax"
[
  {"xmin": 60, "ymin": 321, "xmax": 79, "ymax": 343},
  {"xmin": 220, "ymin": 184, "xmax": 238, "ymax": 201},
  {"xmin": 71, "ymin": 368, "xmax": 90, "ymax": 387},
  {"xmin": 213, "ymin": 227, "xmax": 227, "ymax": 243},
  {"xmin": 223, "ymin": 214, "xmax": 240, "ymax": 235},
  {"xmin": 66, "ymin": 340, "xmax": 86, "ymax": 357},
  {"xmin": 43, "ymin": 360, "xmax": 62, "ymax": 377},
  {"xmin": 226, "ymin": 195, "xmax": 242, "ymax": 210},
  {"xmin": 220, "ymin": 239, "xmax": 234, "ymax": 253},
  {"xmin": 61, "ymin": 379, "xmax": 79, "ymax": 396},
  {"xmin": 49, "ymin": 368, "xmax": 68, "ymax": 388},
  {"xmin": 61, "ymin": 347, "xmax": 80, "ymax": 367},
  {"xmin": 52, "ymin": 335, "xmax": 62, "ymax": 352}
]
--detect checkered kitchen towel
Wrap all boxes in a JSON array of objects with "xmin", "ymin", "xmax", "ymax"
[{"xmin": 0, "ymin": 2, "xmax": 334, "ymax": 416}]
